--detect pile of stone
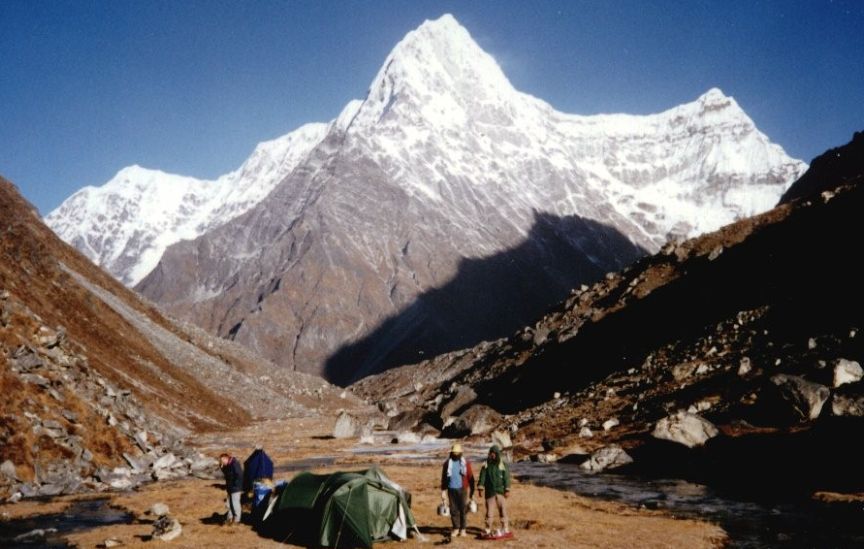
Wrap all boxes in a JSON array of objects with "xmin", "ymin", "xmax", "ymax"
[{"xmin": 0, "ymin": 294, "xmax": 218, "ymax": 501}]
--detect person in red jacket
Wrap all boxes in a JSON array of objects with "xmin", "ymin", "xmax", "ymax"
[{"xmin": 439, "ymin": 443, "xmax": 475, "ymax": 539}]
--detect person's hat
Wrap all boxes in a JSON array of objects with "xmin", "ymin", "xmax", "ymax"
[{"xmin": 451, "ymin": 443, "xmax": 463, "ymax": 454}]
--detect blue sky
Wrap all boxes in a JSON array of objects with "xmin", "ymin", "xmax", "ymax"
[{"xmin": 1, "ymin": 0, "xmax": 862, "ymax": 215}]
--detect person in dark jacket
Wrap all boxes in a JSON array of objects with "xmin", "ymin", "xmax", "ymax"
[
  {"xmin": 219, "ymin": 453, "xmax": 243, "ymax": 524},
  {"xmin": 477, "ymin": 444, "xmax": 510, "ymax": 535},
  {"xmin": 440, "ymin": 443, "xmax": 475, "ymax": 539}
]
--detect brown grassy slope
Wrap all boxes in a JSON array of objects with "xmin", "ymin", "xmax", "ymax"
[{"xmin": 0, "ymin": 176, "xmax": 248, "ymax": 431}]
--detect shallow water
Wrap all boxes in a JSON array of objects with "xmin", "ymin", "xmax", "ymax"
[
  {"xmin": 511, "ymin": 461, "xmax": 864, "ymax": 548},
  {"xmin": 0, "ymin": 497, "xmax": 132, "ymax": 548}
]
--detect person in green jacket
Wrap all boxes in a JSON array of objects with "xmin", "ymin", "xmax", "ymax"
[{"xmin": 477, "ymin": 444, "xmax": 510, "ymax": 535}]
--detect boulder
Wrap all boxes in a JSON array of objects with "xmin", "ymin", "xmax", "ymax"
[
  {"xmin": 579, "ymin": 426, "xmax": 593, "ymax": 438},
  {"xmin": 134, "ymin": 431, "xmax": 151, "ymax": 452},
  {"xmin": 38, "ymin": 483, "xmax": 65, "ymax": 496},
  {"xmin": 149, "ymin": 502, "xmax": 170, "ymax": 517},
  {"xmin": 41, "ymin": 419, "xmax": 66, "ymax": 438},
  {"xmin": 738, "ymin": 357, "xmax": 752, "ymax": 376},
  {"xmin": 151, "ymin": 515, "xmax": 182, "ymax": 542},
  {"xmin": 1, "ymin": 460, "xmax": 18, "ymax": 481},
  {"xmin": 457, "ymin": 405, "xmax": 503, "ymax": 436},
  {"xmin": 103, "ymin": 538, "xmax": 123, "ymax": 548},
  {"xmin": 652, "ymin": 412, "xmax": 719, "ymax": 448},
  {"xmin": 393, "ymin": 432, "xmax": 420, "ymax": 444},
  {"xmin": 602, "ymin": 418, "xmax": 620, "ymax": 431},
  {"xmin": 531, "ymin": 453, "xmax": 558, "ymax": 464},
  {"xmin": 188, "ymin": 454, "xmax": 215, "ymax": 472},
  {"xmin": 440, "ymin": 386, "xmax": 478, "ymax": 420},
  {"xmin": 333, "ymin": 411, "xmax": 361, "ymax": 439},
  {"xmin": 579, "ymin": 445, "xmax": 633, "ymax": 473},
  {"xmin": 123, "ymin": 453, "xmax": 145, "ymax": 473},
  {"xmin": 387, "ymin": 408, "xmax": 427, "ymax": 432},
  {"xmin": 20, "ymin": 373, "xmax": 50, "ymax": 387},
  {"xmin": 833, "ymin": 359, "xmax": 863, "ymax": 388},
  {"xmin": 672, "ymin": 362, "xmax": 698, "ymax": 381},
  {"xmin": 770, "ymin": 374, "xmax": 830, "ymax": 420},
  {"xmin": 832, "ymin": 394, "xmax": 864, "ymax": 416},
  {"xmin": 152, "ymin": 453, "xmax": 178, "ymax": 471}
]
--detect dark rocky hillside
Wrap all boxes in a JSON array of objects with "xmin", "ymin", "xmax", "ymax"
[{"xmin": 353, "ymin": 133, "xmax": 864, "ymax": 496}]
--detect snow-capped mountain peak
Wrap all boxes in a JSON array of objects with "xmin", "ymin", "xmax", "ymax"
[
  {"xmin": 358, "ymin": 14, "xmax": 516, "ymax": 130},
  {"xmin": 49, "ymin": 14, "xmax": 806, "ymax": 382},
  {"xmin": 45, "ymin": 123, "xmax": 327, "ymax": 285}
]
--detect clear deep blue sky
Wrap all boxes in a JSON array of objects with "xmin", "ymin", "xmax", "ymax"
[{"xmin": 1, "ymin": 0, "xmax": 862, "ymax": 215}]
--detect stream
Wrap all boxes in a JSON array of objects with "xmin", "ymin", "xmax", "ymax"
[
  {"xmin": 0, "ymin": 497, "xmax": 132, "ymax": 548},
  {"xmin": 511, "ymin": 461, "xmax": 864, "ymax": 548}
]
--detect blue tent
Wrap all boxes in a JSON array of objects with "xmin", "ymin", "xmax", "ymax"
[{"xmin": 244, "ymin": 448, "xmax": 274, "ymax": 492}]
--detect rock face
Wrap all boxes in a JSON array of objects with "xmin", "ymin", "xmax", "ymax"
[
  {"xmin": 107, "ymin": 15, "xmax": 805, "ymax": 384},
  {"xmin": 579, "ymin": 445, "xmax": 633, "ymax": 473},
  {"xmin": 770, "ymin": 375, "xmax": 831, "ymax": 420},
  {"xmin": 652, "ymin": 412, "xmax": 719, "ymax": 448}
]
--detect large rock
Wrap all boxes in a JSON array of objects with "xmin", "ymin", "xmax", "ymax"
[
  {"xmin": 441, "ymin": 405, "xmax": 502, "ymax": 438},
  {"xmin": 770, "ymin": 374, "xmax": 830, "ymax": 420},
  {"xmin": 152, "ymin": 453, "xmax": 178, "ymax": 471},
  {"xmin": 652, "ymin": 412, "xmax": 719, "ymax": 448},
  {"xmin": 151, "ymin": 515, "xmax": 182, "ymax": 541},
  {"xmin": 333, "ymin": 411, "xmax": 362, "ymax": 439},
  {"xmin": 387, "ymin": 408, "xmax": 427, "ymax": 432},
  {"xmin": 832, "ymin": 394, "xmax": 864, "ymax": 416},
  {"xmin": 833, "ymin": 359, "xmax": 863, "ymax": 388},
  {"xmin": 149, "ymin": 502, "xmax": 170, "ymax": 517},
  {"xmin": 579, "ymin": 445, "xmax": 633, "ymax": 473},
  {"xmin": 440, "ymin": 386, "xmax": 477, "ymax": 420},
  {"xmin": 1, "ymin": 460, "xmax": 18, "ymax": 481}
]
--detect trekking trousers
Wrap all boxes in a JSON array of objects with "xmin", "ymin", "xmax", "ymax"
[
  {"xmin": 226, "ymin": 491, "xmax": 242, "ymax": 523},
  {"xmin": 448, "ymin": 488, "xmax": 468, "ymax": 530},
  {"xmin": 485, "ymin": 493, "xmax": 508, "ymax": 532}
]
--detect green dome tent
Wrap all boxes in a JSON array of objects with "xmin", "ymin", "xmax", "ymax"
[{"xmin": 260, "ymin": 466, "xmax": 417, "ymax": 548}]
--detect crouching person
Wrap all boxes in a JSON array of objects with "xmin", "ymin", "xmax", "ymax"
[
  {"xmin": 220, "ymin": 452, "xmax": 243, "ymax": 525},
  {"xmin": 440, "ymin": 443, "xmax": 475, "ymax": 539},
  {"xmin": 477, "ymin": 445, "xmax": 510, "ymax": 536}
]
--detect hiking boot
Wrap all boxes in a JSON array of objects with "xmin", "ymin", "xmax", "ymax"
[
  {"xmin": 451, "ymin": 529, "xmax": 459, "ymax": 538},
  {"xmin": 458, "ymin": 529, "xmax": 467, "ymax": 537}
]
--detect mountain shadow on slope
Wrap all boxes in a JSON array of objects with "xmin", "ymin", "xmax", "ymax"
[
  {"xmin": 326, "ymin": 212, "xmax": 647, "ymax": 385},
  {"xmin": 779, "ymin": 131, "xmax": 864, "ymax": 204},
  {"xmin": 474, "ymin": 172, "xmax": 864, "ymax": 414}
]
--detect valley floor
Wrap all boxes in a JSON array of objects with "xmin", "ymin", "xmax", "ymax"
[{"xmin": 0, "ymin": 417, "xmax": 725, "ymax": 548}]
